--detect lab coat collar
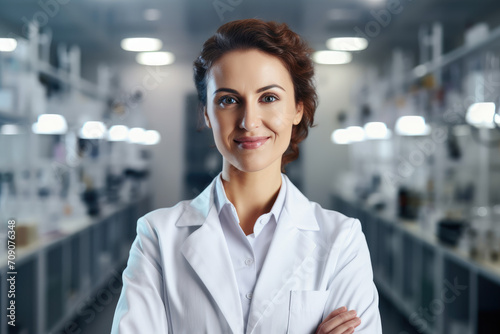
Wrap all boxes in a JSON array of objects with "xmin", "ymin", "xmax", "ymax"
[
  {"xmin": 179, "ymin": 173, "xmax": 319, "ymax": 334},
  {"xmin": 177, "ymin": 172, "xmax": 319, "ymax": 231}
]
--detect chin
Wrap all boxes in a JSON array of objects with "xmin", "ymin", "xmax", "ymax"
[
  {"xmin": 233, "ymin": 161, "xmax": 270, "ymax": 173},
  {"xmin": 230, "ymin": 154, "xmax": 282, "ymax": 174}
]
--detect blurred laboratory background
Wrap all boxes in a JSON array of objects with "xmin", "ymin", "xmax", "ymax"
[{"xmin": 1, "ymin": 0, "xmax": 500, "ymax": 333}]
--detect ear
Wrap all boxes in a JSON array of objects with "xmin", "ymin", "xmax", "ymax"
[
  {"xmin": 293, "ymin": 101, "xmax": 304, "ymax": 125},
  {"xmin": 203, "ymin": 107, "xmax": 212, "ymax": 129}
]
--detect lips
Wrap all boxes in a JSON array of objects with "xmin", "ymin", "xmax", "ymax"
[{"xmin": 234, "ymin": 136, "xmax": 270, "ymax": 149}]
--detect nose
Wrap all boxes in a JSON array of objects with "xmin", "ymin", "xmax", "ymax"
[{"xmin": 240, "ymin": 102, "xmax": 262, "ymax": 131}]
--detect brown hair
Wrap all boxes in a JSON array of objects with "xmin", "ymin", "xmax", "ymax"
[{"xmin": 193, "ymin": 18, "xmax": 317, "ymax": 172}]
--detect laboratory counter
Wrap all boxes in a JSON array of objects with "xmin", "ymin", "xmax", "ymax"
[
  {"xmin": 331, "ymin": 192, "xmax": 500, "ymax": 334},
  {"xmin": 0, "ymin": 195, "xmax": 151, "ymax": 334}
]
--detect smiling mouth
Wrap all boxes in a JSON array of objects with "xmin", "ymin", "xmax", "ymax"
[{"xmin": 234, "ymin": 136, "xmax": 270, "ymax": 149}]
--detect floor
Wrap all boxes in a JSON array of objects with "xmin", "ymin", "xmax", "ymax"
[{"xmin": 66, "ymin": 276, "xmax": 421, "ymax": 334}]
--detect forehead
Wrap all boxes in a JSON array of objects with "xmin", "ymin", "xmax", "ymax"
[{"xmin": 207, "ymin": 49, "xmax": 293, "ymax": 90}]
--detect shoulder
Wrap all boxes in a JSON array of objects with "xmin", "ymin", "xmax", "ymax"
[
  {"xmin": 305, "ymin": 202, "xmax": 370, "ymax": 275},
  {"xmin": 311, "ymin": 201, "xmax": 358, "ymax": 228},
  {"xmin": 283, "ymin": 176, "xmax": 362, "ymax": 243},
  {"xmin": 143, "ymin": 200, "xmax": 189, "ymax": 221},
  {"xmin": 308, "ymin": 200, "xmax": 364, "ymax": 246},
  {"xmin": 310, "ymin": 202, "xmax": 361, "ymax": 233},
  {"xmin": 136, "ymin": 176, "xmax": 217, "ymax": 238},
  {"xmin": 139, "ymin": 199, "xmax": 196, "ymax": 232}
]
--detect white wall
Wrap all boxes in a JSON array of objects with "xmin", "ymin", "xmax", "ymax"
[
  {"xmin": 117, "ymin": 63, "xmax": 195, "ymax": 210},
  {"xmin": 302, "ymin": 64, "xmax": 362, "ymax": 208}
]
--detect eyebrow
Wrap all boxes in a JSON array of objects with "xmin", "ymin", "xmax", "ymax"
[{"xmin": 212, "ymin": 84, "xmax": 286, "ymax": 96}]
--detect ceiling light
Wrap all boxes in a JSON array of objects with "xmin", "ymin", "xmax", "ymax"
[
  {"xmin": 32, "ymin": 114, "xmax": 68, "ymax": 135},
  {"xmin": 108, "ymin": 125, "xmax": 129, "ymax": 141},
  {"xmin": 466, "ymin": 102, "xmax": 500, "ymax": 129},
  {"xmin": 365, "ymin": 0, "xmax": 387, "ymax": 5},
  {"xmin": 0, "ymin": 38, "xmax": 17, "ymax": 52},
  {"xmin": 395, "ymin": 116, "xmax": 431, "ymax": 136},
  {"xmin": 1, "ymin": 124, "xmax": 21, "ymax": 135},
  {"xmin": 79, "ymin": 121, "xmax": 107, "ymax": 139},
  {"xmin": 313, "ymin": 51, "xmax": 352, "ymax": 65},
  {"xmin": 143, "ymin": 8, "xmax": 161, "ymax": 21},
  {"xmin": 128, "ymin": 127, "xmax": 146, "ymax": 143},
  {"xmin": 364, "ymin": 122, "xmax": 391, "ymax": 139},
  {"xmin": 413, "ymin": 64, "xmax": 428, "ymax": 77},
  {"xmin": 136, "ymin": 51, "xmax": 175, "ymax": 66},
  {"xmin": 326, "ymin": 37, "xmax": 368, "ymax": 51},
  {"xmin": 143, "ymin": 130, "xmax": 161, "ymax": 145},
  {"xmin": 331, "ymin": 129, "xmax": 350, "ymax": 145},
  {"xmin": 121, "ymin": 38, "xmax": 162, "ymax": 52},
  {"xmin": 346, "ymin": 126, "xmax": 365, "ymax": 142}
]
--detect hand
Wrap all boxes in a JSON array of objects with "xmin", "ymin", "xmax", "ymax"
[{"xmin": 315, "ymin": 306, "xmax": 361, "ymax": 334}]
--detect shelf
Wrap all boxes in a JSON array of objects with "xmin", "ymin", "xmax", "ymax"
[
  {"xmin": 410, "ymin": 24, "xmax": 500, "ymax": 81},
  {"xmin": 37, "ymin": 61, "xmax": 110, "ymax": 101},
  {"xmin": 0, "ymin": 110, "xmax": 28, "ymax": 125}
]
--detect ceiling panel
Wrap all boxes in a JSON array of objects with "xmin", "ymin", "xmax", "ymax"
[{"xmin": 0, "ymin": 0, "xmax": 499, "ymax": 70}]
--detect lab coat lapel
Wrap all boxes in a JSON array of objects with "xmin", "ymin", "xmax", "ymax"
[
  {"xmin": 246, "ymin": 176, "xmax": 320, "ymax": 334},
  {"xmin": 179, "ymin": 179, "xmax": 245, "ymax": 334}
]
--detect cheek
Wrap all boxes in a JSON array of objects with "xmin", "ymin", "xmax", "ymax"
[
  {"xmin": 210, "ymin": 112, "xmax": 235, "ymax": 139},
  {"xmin": 268, "ymin": 116, "xmax": 287, "ymax": 131},
  {"xmin": 267, "ymin": 106, "xmax": 297, "ymax": 134}
]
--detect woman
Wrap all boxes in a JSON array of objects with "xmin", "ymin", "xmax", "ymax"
[{"xmin": 112, "ymin": 19, "xmax": 382, "ymax": 334}]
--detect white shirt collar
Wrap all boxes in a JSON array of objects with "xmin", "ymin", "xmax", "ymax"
[{"xmin": 214, "ymin": 172, "xmax": 287, "ymax": 225}]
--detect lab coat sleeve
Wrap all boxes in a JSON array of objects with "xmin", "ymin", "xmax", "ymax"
[
  {"xmin": 111, "ymin": 216, "xmax": 170, "ymax": 334},
  {"xmin": 323, "ymin": 218, "xmax": 382, "ymax": 333}
]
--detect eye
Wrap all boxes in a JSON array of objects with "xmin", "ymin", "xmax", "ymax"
[
  {"xmin": 261, "ymin": 94, "xmax": 278, "ymax": 103},
  {"xmin": 217, "ymin": 96, "xmax": 238, "ymax": 106}
]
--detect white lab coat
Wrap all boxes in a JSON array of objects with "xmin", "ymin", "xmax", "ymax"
[{"xmin": 111, "ymin": 173, "xmax": 382, "ymax": 334}]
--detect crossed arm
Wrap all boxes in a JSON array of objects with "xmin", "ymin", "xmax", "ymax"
[{"xmin": 317, "ymin": 219, "xmax": 383, "ymax": 334}]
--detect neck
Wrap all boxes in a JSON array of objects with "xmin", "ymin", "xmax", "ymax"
[{"xmin": 220, "ymin": 159, "xmax": 283, "ymax": 229}]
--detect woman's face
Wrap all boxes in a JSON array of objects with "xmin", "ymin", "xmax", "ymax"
[{"xmin": 204, "ymin": 49, "xmax": 303, "ymax": 173}]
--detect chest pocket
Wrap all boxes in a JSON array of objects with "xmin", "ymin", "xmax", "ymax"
[{"xmin": 286, "ymin": 290, "xmax": 330, "ymax": 334}]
